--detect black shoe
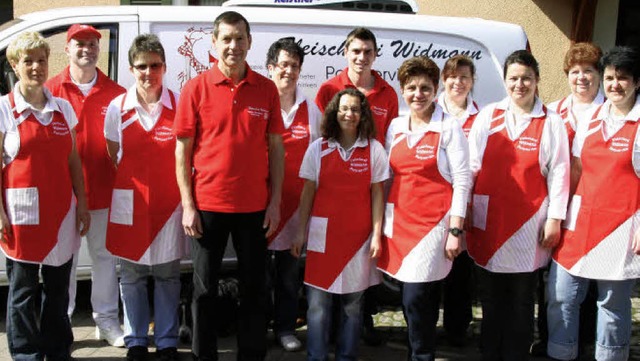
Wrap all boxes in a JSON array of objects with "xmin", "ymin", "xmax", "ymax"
[
  {"xmin": 157, "ymin": 347, "xmax": 179, "ymax": 361},
  {"xmin": 127, "ymin": 346, "xmax": 149, "ymax": 361}
]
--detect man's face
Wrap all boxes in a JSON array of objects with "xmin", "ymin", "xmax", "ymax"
[
  {"xmin": 268, "ymin": 50, "xmax": 301, "ymax": 93},
  {"xmin": 345, "ymin": 38, "xmax": 376, "ymax": 75},
  {"xmin": 65, "ymin": 36, "xmax": 100, "ymax": 69},
  {"xmin": 212, "ymin": 21, "xmax": 252, "ymax": 70}
]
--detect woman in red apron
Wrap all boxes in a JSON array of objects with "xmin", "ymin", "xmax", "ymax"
[
  {"xmin": 376, "ymin": 56, "xmax": 470, "ymax": 360},
  {"xmin": 467, "ymin": 50, "xmax": 570, "ymax": 360},
  {"xmin": 534, "ymin": 42, "xmax": 605, "ymax": 358},
  {"xmin": 0, "ymin": 32, "xmax": 89, "ymax": 361},
  {"xmin": 264, "ymin": 38, "xmax": 322, "ymax": 352},
  {"xmin": 104, "ymin": 34, "xmax": 184, "ymax": 361},
  {"xmin": 547, "ymin": 46, "xmax": 640, "ymax": 361},
  {"xmin": 291, "ymin": 88, "xmax": 388, "ymax": 361},
  {"xmin": 436, "ymin": 54, "xmax": 479, "ymax": 347}
]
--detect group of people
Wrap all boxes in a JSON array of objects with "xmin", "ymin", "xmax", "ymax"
[{"xmin": 1, "ymin": 9, "xmax": 639, "ymax": 361}]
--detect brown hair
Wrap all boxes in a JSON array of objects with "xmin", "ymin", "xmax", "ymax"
[
  {"xmin": 398, "ymin": 56, "xmax": 440, "ymax": 89},
  {"xmin": 321, "ymin": 88, "xmax": 376, "ymax": 140},
  {"xmin": 345, "ymin": 27, "xmax": 377, "ymax": 52},
  {"xmin": 563, "ymin": 42, "xmax": 602, "ymax": 74},
  {"xmin": 442, "ymin": 54, "xmax": 475, "ymax": 80}
]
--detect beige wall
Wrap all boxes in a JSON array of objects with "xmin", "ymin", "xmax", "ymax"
[
  {"xmin": 14, "ymin": 0, "xmax": 120, "ymax": 18},
  {"xmin": 419, "ymin": 0, "xmax": 574, "ymax": 103}
]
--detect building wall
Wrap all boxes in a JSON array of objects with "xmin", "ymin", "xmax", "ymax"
[
  {"xmin": 14, "ymin": 0, "xmax": 119, "ymax": 18},
  {"xmin": 419, "ymin": 0, "xmax": 573, "ymax": 103}
]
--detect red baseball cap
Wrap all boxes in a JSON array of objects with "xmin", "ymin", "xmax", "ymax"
[{"xmin": 66, "ymin": 24, "xmax": 102, "ymax": 42}]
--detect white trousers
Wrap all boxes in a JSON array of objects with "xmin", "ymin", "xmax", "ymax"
[{"xmin": 68, "ymin": 209, "xmax": 121, "ymax": 325}]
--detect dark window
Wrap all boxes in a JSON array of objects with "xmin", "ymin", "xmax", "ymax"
[{"xmin": 616, "ymin": 0, "xmax": 640, "ymax": 48}]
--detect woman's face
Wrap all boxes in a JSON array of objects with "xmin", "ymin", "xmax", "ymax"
[
  {"xmin": 443, "ymin": 65, "xmax": 474, "ymax": 100},
  {"xmin": 603, "ymin": 66, "xmax": 639, "ymax": 110},
  {"xmin": 567, "ymin": 63, "xmax": 600, "ymax": 100},
  {"xmin": 401, "ymin": 75, "xmax": 436, "ymax": 117},
  {"xmin": 11, "ymin": 47, "xmax": 48, "ymax": 88},
  {"xmin": 505, "ymin": 63, "xmax": 538, "ymax": 106},
  {"xmin": 337, "ymin": 94, "xmax": 362, "ymax": 135}
]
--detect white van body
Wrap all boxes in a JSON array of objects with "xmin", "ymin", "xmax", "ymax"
[{"xmin": 0, "ymin": 3, "xmax": 527, "ymax": 283}]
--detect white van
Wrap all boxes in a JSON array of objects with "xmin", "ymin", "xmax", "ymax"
[{"xmin": 0, "ymin": 0, "xmax": 528, "ymax": 284}]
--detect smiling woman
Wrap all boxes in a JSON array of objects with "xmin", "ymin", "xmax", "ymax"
[
  {"xmin": 467, "ymin": 50, "xmax": 570, "ymax": 360},
  {"xmin": 0, "ymin": 31, "xmax": 89, "ymax": 361}
]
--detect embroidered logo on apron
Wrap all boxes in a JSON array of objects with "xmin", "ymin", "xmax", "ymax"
[{"xmin": 349, "ymin": 157, "xmax": 369, "ymax": 173}]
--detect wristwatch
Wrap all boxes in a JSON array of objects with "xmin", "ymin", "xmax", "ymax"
[{"xmin": 449, "ymin": 227, "xmax": 464, "ymax": 237}]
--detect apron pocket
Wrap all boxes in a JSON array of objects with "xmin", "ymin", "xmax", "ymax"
[
  {"xmin": 5, "ymin": 187, "xmax": 39, "ymax": 225},
  {"xmin": 307, "ymin": 216, "xmax": 328, "ymax": 253},
  {"xmin": 110, "ymin": 189, "xmax": 133, "ymax": 225},
  {"xmin": 472, "ymin": 194, "xmax": 489, "ymax": 231},
  {"xmin": 383, "ymin": 203, "xmax": 394, "ymax": 237},
  {"xmin": 563, "ymin": 195, "xmax": 581, "ymax": 231}
]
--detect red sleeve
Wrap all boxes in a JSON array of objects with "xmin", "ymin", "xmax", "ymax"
[
  {"xmin": 315, "ymin": 83, "xmax": 331, "ymax": 113},
  {"xmin": 173, "ymin": 81, "xmax": 198, "ymax": 138}
]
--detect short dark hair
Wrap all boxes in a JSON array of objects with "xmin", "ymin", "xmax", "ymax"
[
  {"xmin": 265, "ymin": 37, "xmax": 305, "ymax": 68},
  {"xmin": 345, "ymin": 27, "xmax": 377, "ymax": 52},
  {"xmin": 503, "ymin": 50, "xmax": 540, "ymax": 79},
  {"xmin": 600, "ymin": 46, "xmax": 640, "ymax": 82},
  {"xmin": 322, "ymin": 88, "xmax": 376, "ymax": 140},
  {"xmin": 563, "ymin": 42, "xmax": 602, "ymax": 74},
  {"xmin": 213, "ymin": 11, "xmax": 251, "ymax": 38},
  {"xmin": 442, "ymin": 54, "xmax": 476, "ymax": 80},
  {"xmin": 128, "ymin": 33, "xmax": 165, "ymax": 66},
  {"xmin": 398, "ymin": 56, "xmax": 440, "ymax": 89}
]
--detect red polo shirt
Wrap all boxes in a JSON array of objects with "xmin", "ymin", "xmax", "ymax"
[
  {"xmin": 46, "ymin": 66, "xmax": 125, "ymax": 210},
  {"xmin": 315, "ymin": 68, "xmax": 399, "ymax": 144},
  {"xmin": 174, "ymin": 64, "xmax": 284, "ymax": 213}
]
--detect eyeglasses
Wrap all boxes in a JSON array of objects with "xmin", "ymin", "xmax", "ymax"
[
  {"xmin": 275, "ymin": 62, "xmax": 301, "ymax": 72},
  {"xmin": 132, "ymin": 62, "xmax": 164, "ymax": 71},
  {"xmin": 338, "ymin": 106, "xmax": 361, "ymax": 114}
]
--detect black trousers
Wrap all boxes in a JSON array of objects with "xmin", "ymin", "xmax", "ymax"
[
  {"xmin": 6, "ymin": 257, "xmax": 73, "ymax": 361},
  {"xmin": 476, "ymin": 266, "xmax": 537, "ymax": 361},
  {"xmin": 441, "ymin": 251, "xmax": 473, "ymax": 338},
  {"xmin": 191, "ymin": 211, "xmax": 267, "ymax": 361}
]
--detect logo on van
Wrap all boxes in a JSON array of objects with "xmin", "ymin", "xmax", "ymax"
[{"xmin": 274, "ymin": 0, "xmax": 313, "ymax": 2}]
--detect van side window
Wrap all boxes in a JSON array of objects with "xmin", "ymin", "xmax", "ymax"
[{"xmin": 0, "ymin": 23, "xmax": 119, "ymax": 96}]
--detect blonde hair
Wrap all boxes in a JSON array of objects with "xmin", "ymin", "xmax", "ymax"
[{"xmin": 7, "ymin": 31, "xmax": 50, "ymax": 65}]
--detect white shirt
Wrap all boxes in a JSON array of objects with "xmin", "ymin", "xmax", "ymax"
[
  {"xmin": 0, "ymin": 82, "xmax": 78, "ymax": 165},
  {"xmin": 437, "ymin": 92, "xmax": 480, "ymax": 126},
  {"xmin": 299, "ymin": 137, "xmax": 389, "ymax": 184},
  {"xmin": 468, "ymin": 97, "xmax": 570, "ymax": 220},
  {"xmin": 282, "ymin": 86, "xmax": 322, "ymax": 142},
  {"xmin": 573, "ymin": 95, "xmax": 640, "ymax": 177},
  {"xmin": 71, "ymin": 70, "xmax": 97, "ymax": 97},
  {"xmin": 548, "ymin": 91, "xmax": 605, "ymax": 136},
  {"xmin": 386, "ymin": 103, "xmax": 471, "ymax": 218},
  {"xmin": 104, "ymin": 85, "xmax": 177, "ymax": 163}
]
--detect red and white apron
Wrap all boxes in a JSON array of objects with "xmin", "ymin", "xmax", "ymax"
[
  {"xmin": 467, "ymin": 107, "xmax": 551, "ymax": 272},
  {"xmin": 269, "ymin": 102, "xmax": 310, "ymax": 250},
  {"xmin": 106, "ymin": 92, "xmax": 183, "ymax": 264},
  {"xmin": 554, "ymin": 110, "xmax": 640, "ymax": 280},
  {"xmin": 555, "ymin": 96, "xmax": 577, "ymax": 149},
  {"xmin": 1, "ymin": 92, "xmax": 79, "ymax": 266},
  {"xmin": 378, "ymin": 131, "xmax": 453, "ymax": 282},
  {"xmin": 461, "ymin": 112, "xmax": 479, "ymax": 138},
  {"xmin": 304, "ymin": 140, "xmax": 378, "ymax": 294}
]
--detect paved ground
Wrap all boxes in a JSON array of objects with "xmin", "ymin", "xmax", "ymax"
[{"xmin": 0, "ymin": 281, "xmax": 639, "ymax": 360}]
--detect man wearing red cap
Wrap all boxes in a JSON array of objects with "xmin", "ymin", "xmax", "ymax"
[{"xmin": 47, "ymin": 23, "xmax": 126, "ymax": 347}]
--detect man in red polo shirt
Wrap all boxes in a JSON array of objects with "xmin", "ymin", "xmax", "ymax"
[
  {"xmin": 314, "ymin": 27, "xmax": 398, "ymax": 345},
  {"xmin": 46, "ymin": 24, "xmax": 126, "ymax": 347},
  {"xmin": 174, "ymin": 11, "xmax": 284, "ymax": 361},
  {"xmin": 315, "ymin": 27, "xmax": 399, "ymax": 145}
]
